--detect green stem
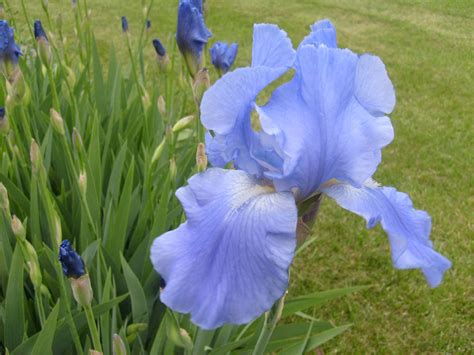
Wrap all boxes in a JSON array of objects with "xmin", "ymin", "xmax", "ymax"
[
  {"xmin": 84, "ymin": 303, "xmax": 102, "ymax": 352},
  {"xmin": 34, "ymin": 288, "xmax": 46, "ymax": 326},
  {"xmin": 252, "ymin": 296, "xmax": 286, "ymax": 355}
]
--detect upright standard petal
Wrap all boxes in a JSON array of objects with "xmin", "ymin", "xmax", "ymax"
[
  {"xmin": 258, "ymin": 45, "xmax": 395, "ymax": 199},
  {"xmin": 322, "ymin": 181, "xmax": 451, "ymax": 287},
  {"xmin": 150, "ymin": 168, "xmax": 297, "ymax": 329},
  {"xmin": 201, "ymin": 24, "xmax": 295, "ymax": 176},
  {"xmin": 299, "ymin": 19, "xmax": 337, "ymax": 48}
]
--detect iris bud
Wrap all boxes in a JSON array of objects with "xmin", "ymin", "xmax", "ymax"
[
  {"xmin": 58, "ymin": 240, "xmax": 86, "ymax": 279},
  {"xmin": 192, "ymin": 68, "xmax": 210, "ymax": 106},
  {"xmin": 169, "ymin": 158, "xmax": 177, "ymax": 181},
  {"xmin": 34, "ymin": 20, "xmax": 51, "ymax": 66},
  {"xmin": 172, "ymin": 115, "xmax": 195, "ymax": 133},
  {"xmin": 196, "ymin": 142, "xmax": 207, "ymax": 172},
  {"xmin": 11, "ymin": 215, "xmax": 26, "ymax": 242},
  {"xmin": 0, "ymin": 183, "xmax": 9, "ymax": 216},
  {"xmin": 50, "ymin": 108, "xmax": 65, "ymax": 135},
  {"xmin": 78, "ymin": 171, "xmax": 87, "ymax": 196},
  {"xmin": 112, "ymin": 334, "xmax": 127, "ymax": 355},
  {"xmin": 70, "ymin": 274, "xmax": 93, "ymax": 308},
  {"xmin": 157, "ymin": 95, "xmax": 166, "ymax": 117},
  {"xmin": 152, "ymin": 39, "xmax": 170, "ymax": 72},
  {"xmin": 0, "ymin": 107, "xmax": 9, "ymax": 135},
  {"xmin": 121, "ymin": 16, "xmax": 128, "ymax": 33},
  {"xmin": 25, "ymin": 241, "xmax": 42, "ymax": 288},
  {"xmin": 176, "ymin": 0, "xmax": 211, "ymax": 78},
  {"xmin": 0, "ymin": 20, "xmax": 22, "ymax": 70},
  {"xmin": 30, "ymin": 139, "xmax": 43, "ymax": 175},
  {"xmin": 72, "ymin": 128, "xmax": 84, "ymax": 153},
  {"xmin": 151, "ymin": 139, "xmax": 166, "ymax": 165}
]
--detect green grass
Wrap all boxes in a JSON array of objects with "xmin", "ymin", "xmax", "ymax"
[{"xmin": 6, "ymin": 0, "xmax": 474, "ymax": 352}]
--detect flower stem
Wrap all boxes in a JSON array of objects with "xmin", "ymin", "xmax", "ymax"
[
  {"xmin": 252, "ymin": 294, "xmax": 286, "ymax": 355},
  {"xmin": 84, "ymin": 303, "xmax": 102, "ymax": 352}
]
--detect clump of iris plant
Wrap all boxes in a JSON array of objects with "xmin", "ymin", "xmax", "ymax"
[
  {"xmin": 176, "ymin": 0, "xmax": 211, "ymax": 78},
  {"xmin": 0, "ymin": 20, "xmax": 22, "ymax": 70},
  {"xmin": 151, "ymin": 20, "xmax": 451, "ymax": 330},
  {"xmin": 209, "ymin": 41, "xmax": 238, "ymax": 76}
]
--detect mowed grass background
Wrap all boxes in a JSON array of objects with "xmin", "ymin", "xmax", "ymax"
[{"xmin": 8, "ymin": 0, "xmax": 473, "ymax": 352}]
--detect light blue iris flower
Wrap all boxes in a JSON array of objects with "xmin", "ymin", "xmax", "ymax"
[
  {"xmin": 0, "ymin": 20, "xmax": 22, "ymax": 65},
  {"xmin": 210, "ymin": 41, "xmax": 238, "ymax": 75},
  {"xmin": 151, "ymin": 20, "xmax": 451, "ymax": 330},
  {"xmin": 176, "ymin": 0, "xmax": 211, "ymax": 77}
]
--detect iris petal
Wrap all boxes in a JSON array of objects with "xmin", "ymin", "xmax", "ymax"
[
  {"xmin": 322, "ymin": 181, "xmax": 451, "ymax": 287},
  {"xmin": 150, "ymin": 168, "xmax": 297, "ymax": 329},
  {"xmin": 258, "ymin": 45, "xmax": 395, "ymax": 199},
  {"xmin": 299, "ymin": 19, "xmax": 337, "ymax": 48},
  {"xmin": 201, "ymin": 24, "xmax": 295, "ymax": 175}
]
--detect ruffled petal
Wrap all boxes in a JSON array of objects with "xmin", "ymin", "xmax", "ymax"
[
  {"xmin": 258, "ymin": 45, "xmax": 395, "ymax": 199},
  {"xmin": 322, "ymin": 181, "xmax": 451, "ymax": 287},
  {"xmin": 355, "ymin": 54, "xmax": 396, "ymax": 116},
  {"xmin": 201, "ymin": 24, "xmax": 295, "ymax": 175},
  {"xmin": 151, "ymin": 168, "xmax": 298, "ymax": 329},
  {"xmin": 252, "ymin": 24, "xmax": 295, "ymax": 68},
  {"xmin": 299, "ymin": 19, "xmax": 337, "ymax": 48}
]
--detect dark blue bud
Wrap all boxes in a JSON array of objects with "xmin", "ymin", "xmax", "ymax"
[
  {"xmin": 152, "ymin": 38, "xmax": 166, "ymax": 57},
  {"xmin": 146, "ymin": 20, "xmax": 151, "ymax": 29},
  {"xmin": 0, "ymin": 107, "xmax": 5, "ymax": 119},
  {"xmin": 34, "ymin": 20, "xmax": 48, "ymax": 41},
  {"xmin": 176, "ymin": 0, "xmax": 211, "ymax": 77},
  {"xmin": 160, "ymin": 276, "xmax": 166, "ymax": 289},
  {"xmin": 0, "ymin": 20, "xmax": 22, "ymax": 64},
  {"xmin": 121, "ymin": 16, "xmax": 128, "ymax": 32},
  {"xmin": 59, "ymin": 240, "xmax": 86, "ymax": 279}
]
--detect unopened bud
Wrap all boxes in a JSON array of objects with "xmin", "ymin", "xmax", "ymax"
[
  {"xmin": 53, "ymin": 211, "xmax": 62, "ymax": 247},
  {"xmin": 157, "ymin": 95, "xmax": 166, "ymax": 117},
  {"xmin": 38, "ymin": 37, "xmax": 51, "ymax": 67},
  {"xmin": 192, "ymin": 68, "xmax": 210, "ymax": 107},
  {"xmin": 196, "ymin": 143, "xmax": 207, "ymax": 172},
  {"xmin": 127, "ymin": 323, "xmax": 147, "ymax": 335},
  {"xmin": 158, "ymin": 53, "xmax": 170, "ymax": 72},
  {"xmin": 142, "ymin": 90, "xmax": 151, "ymax": 110},
  {"xmin": 112, "ymin": 334, "xmax": 127, "ymax": 355},
  {"xmin": 179, "ymin": 328, "xmax": 194, "ymax": 350},
  {"xmin": 72, "ymin": 128, "xmax": 84, "ymax": 153},
  {"xmin": 172, "ymin": 115, "xmax": 194, "ymax": 134},
  {"xmin": 0, "ymin": 107, "xmax": 9, "ymax": 135},
  {"xmin": 0, "ymin": 183, "xmax": 9, "ymax": 215},
  {"xmin": 11, "ymin": 215, "xmax": 26, "ymax": 241},
  {"xmin": 169, "ymin": 158, "xmax": 177, "ymax": 181},
  {"xmin": 30, "ymin": 139, "xmax": 42, "ymax": 174},
  {"xmin": 0, "ymin": 6, "xmax": 5, "ymax": 19},
  {"xmin": 70, "ymin": 274, "xmax": 93, "ymax": 307},
  {"xmin": 7, "ymin": 69, "xmax": 30, "ymax": 105},
  {"xmin": 50, "ymin": 108, "xmax": 65, "ymax": 135},
  {"xmin": 78, "ymin": 171, "xmax": 87, "ymax": 196},
  {"xmin": 151, "ymin": 139, "xmax": 166, "ymax": 164},
  {"xmin": 89, "ymin": 350, "xmax": 102, "ymax": 355},
  {"xmin": 25, "ymin": 241, "xmax": 42, "ymax": 288},
  {"xmin": 65, "ymin": 66, "xmax": 76, "ymax": 88}
]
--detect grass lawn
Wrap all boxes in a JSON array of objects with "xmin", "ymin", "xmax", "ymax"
[{"xmin": 7, "ymin": 0, "xmax": 473, "ymax": 352}]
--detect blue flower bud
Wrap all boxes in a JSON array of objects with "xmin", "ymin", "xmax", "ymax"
[
  {"xmin": 152, "ymin": 38, "xmax": 166, "ymax": 57},
  {"xmin": 121, "ymin": 16, "xmax": 128, "ymax": 32},
  {"xmin": 33, "ymin": 20, "xmax": 48, "ymax": 41},
  {"xmin": 0, "ymin": 20, "xmax": 22, "ymax": 65},
  {"xmin": 146, "ymin": 19, "xmax": 151, "ymax": 30},
  {"xmin": 176, "ymin": 0, "xmax": 211, "ymax": 78},
  {"xmin": 58, "ymin": 240, "xmax": 86, "ymax": 279},
  {"xmin": 210, "ymin": 41, "xmax": 238, "ymax": 75}
]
